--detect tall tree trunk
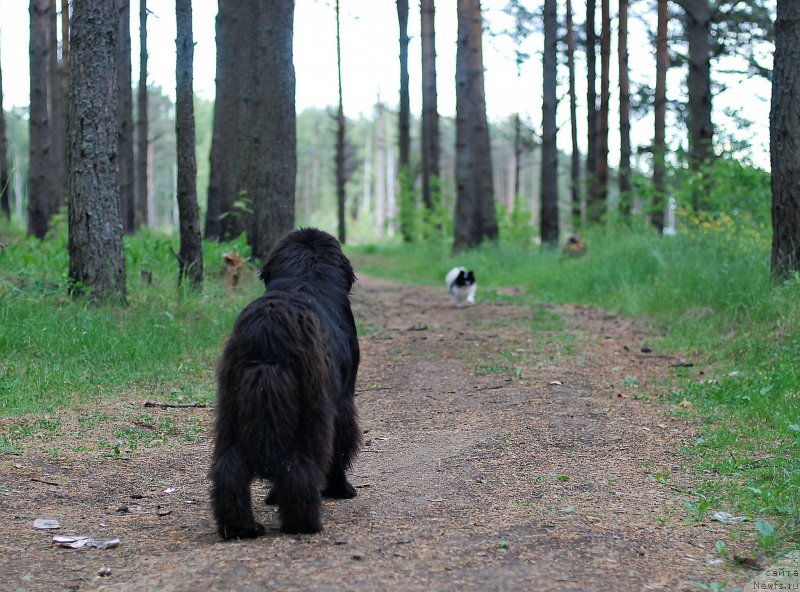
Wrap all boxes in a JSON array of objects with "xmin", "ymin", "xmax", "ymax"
[
  {"xmin": 67, "ymin": 0, "xmax": 126, "ymax": 302},
  {"xmin": 116, "ymin": 0, "xmax": 134, "ymax": 233},
  {"xmin": 513, "ymin": 111, "xmax": 521, "ymax": 209},
  {"xmin": 60, "ymin": 0, "xmax": 70, "ymax": 192},
  {"xmin": 652, "ymin": 0, "xmax": 668, "ymax": 232},
  {"xmin": 770, "ymin": 0, "xmax": 800, "ymax": 282},
  {"xmin": 685, "ymin": 0, "xmax": 713, "ymax": 193},
  {"xmin": 207, "ymin": 0, "xmax": 244, "ymax": 240},
  {"xmin": 453, "ymin": 0, "xmax": 497, "ymax": 253},
  {"xmin": 420, "ymin": 0, "xmax": 439, "ymax": 211},
  {"xmin": 0, "ymin": 45, "xmax": 9, "ymax": 220},
  {"xmin": 374, "ymin": 102, "xmax": 386, "ymax": 237},
  {"xmin": 206, "ymin": 1, "xmax": 229, "ymax": 239},
  {"xmin": 175, "ymin": 0, "xmax": 203, "ymax": 288},
  {"xmin": 540, "ymin": 0, "xmax": 559, "ymax": 247},
  {"xmin": 135, "ymin": 0, "xmax": 148, "ymax": 229},
  {"xmin": 566, "ymin": 0, "xmax": 581, "ymax": 229},
  {"xmin": 242, "ymin": 0, "xmax": 296, "ymax": 259},
  {"xmin": 397, "ymin": 0, "xmax": 412, "ymax": 241},
  {"xmin": 618, "ymin": 0, "xmax": 631, "ymax": 220},
  {"xmin": 585, "ymin": 0, "xmax": 597, "ymax": 216},
  {"xmin": 28, "ymin": 0, "xmax": 54, "ymax": 239},
  {"xmin": 49, "ymin": 0, "xmax": 65, "ymax": 211},
  {"xmin": 590, "ymin": 0, "xmax": 610, "ymax": 223},
  {"xmin": 335, "ymin": 0, "xmax": 346, "ymax": 244}
]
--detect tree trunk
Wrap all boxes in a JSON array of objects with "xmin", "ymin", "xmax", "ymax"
[
  {"xmin": 335, "ymin": 0, "xmax": 346, "ymax": 244},
  {"xmin": 453, "ymin": 0, "xmax": 497, "ymax": 253},
  {"xmin": 513, "ymin": 112, "xmax": 521, "ymax": 209},
  {"xmin": 28, "ymin": 0, "xmax": 54, "ymax": 239},
  {"xmin": 396, "ymin": 0, "xmax": 412, "ymax": 241},
  {"xmin": 49, "ymin": 0, "xmax": 65, "ymax": 212},
  {"xmin": 60, "ymin": 0, "xmax": 70, "ymax": 194},
  {"xmin": 0, "ymin": 45, "xmax": 9, "ymax": 220},
  {"xmin": 590, "ymin": 0, "xmax": 610, "ymax": 223},
  {"xmin": 685, "ymin": 0, "xmax": 713, "ymax": 189},
  {"xmin": 540, "ymin": 0, "xmax": 559, "ymax": 247},
  {"xmin": 116, "ymin": 0, "xmax": 134, "ymax": 233},
  {"xmin": 566, "ymin": 0, "xmax": 581, "ymax": 229},
  {"xmin": 652, "ymin": 0, "xmax": 668, "ymax": 233},
  {"xmin": 67, "ymin": 0, "xmax": 126, "ymax": 302},
  {"xmin": 420, "ymin": 0, "xmax": 439, "ymax": 211},
  {"xmin": 242, "ymin": 0, "xmax": 296, "ymax": 260},
  {"xmin": 175, "ymin": 0, "xmax": 203, "ymax": 288},
  {"xmin": 585, "ymin": 0, "xmax": 597, "ymax": 216},
  {"xmin": 618, "ymin": 0, "xmax": 632, "ymax": 220},
  {"xmin": 770, "ymin": 0, "xmax": 800, "ymax": 282},
  {"xmin": 207, "ymin": 0, "xmax": 244, "ymax": 240},
  {"xmin": 135, "ymin": 0, "xmax": 148, "ymax": 229}
]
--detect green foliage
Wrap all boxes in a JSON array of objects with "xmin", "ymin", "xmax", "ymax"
[
  {"xmin": 671, "ymin": 153, "xmax": 771, "ymax": 224},
  {"xmin": 496, "ymin": 204, "xmax": 535, "ymax": 247},
  {"xmin": 397, "ymin": 166, "xmax": 416, "ymax": 243}
]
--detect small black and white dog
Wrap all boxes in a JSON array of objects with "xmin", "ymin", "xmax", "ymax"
[
  {"xmin": 209, "ymin": 228, "xmax": 361, "ymax": 538},
  {"xmin": 445, "ymin": 266, "xmax": 477, "ymax": 307}
]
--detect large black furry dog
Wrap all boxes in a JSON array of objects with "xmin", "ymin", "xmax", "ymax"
[{"xmin": 209, "ymin": 228, "xmax": 361, "ymax": 538}]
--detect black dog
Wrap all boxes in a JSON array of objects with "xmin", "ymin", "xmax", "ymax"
[{"xmin": 209, "ymin": 228, "xmax": 361, "ymax": 538}]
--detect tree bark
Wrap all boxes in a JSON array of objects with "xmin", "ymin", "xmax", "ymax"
[
  {"xmin": 135, "ymin": 0, "xmax": 148, "ymax": 229},
  {"xmin": 0, "ymin": 44, "xmax": 9, "ymax": 220},
  {"xmin": 453, "ymin": 0, "xmax": 497, "ymax": 253},
  {"xmin": 60, "ymin": 0, "xmax": 70, "ymax": 195},
  {"xmin": 652, "ymin": 0, "xmax": 668, "ymax": 232},
  {"xmin": 685, "ymin": 0, "xmax": 713, "ymax": 183},
  {"xmin": 397, "ymin": 0, "xmax": 412, "ymax": 241},
  {"xmin": 241, "ymin": 0, "xmax": 296, "ymax": 260},
  {"xmin": 566, "ymin": 0, "xmax": 581, "ymax": 229},
  {"xmin": 28, "ymin": 0, "xmax": 54, "ymax": 239},
  {"xmin": 116, "ymin": 0, "xmax": 134, "ymax": 233},
  {"xmin": 335, "ymin": 0, "xmax": 346, "ymax": 244},
  {"xmin": 207, "ymin": 0, "xmax": 245, "ymax": 240},
  {"xmin": 49, "ymin": 0, "xmax": 65, "ymax": 212},
  {"xmin": 67, "ymin": 0, "xmax": 126, "ymax": 302},
  {"xmin": 770, "ymin": 0, "xmax": 800, "ymax": 282},
  {"xmin": 540, "ymin": 0, "xmax": 559, "ymax": 247},
  {"xmin": 618, "ymin": 0, "xmax": 632, "ymax": 219},
  {"xmin": 590, "ymin": 0, "xmax": 610, "ymax": 223},
  {"xmin": 585, "ymin": 0, "xmax": 597, "ymax": 214},
  {"xmin": 420, "ymin": 0, "xmax": 439, "ymax": 211},
  {"xmin": 175, "ymin": 0, "xmax": 203, "ymax": 288}
]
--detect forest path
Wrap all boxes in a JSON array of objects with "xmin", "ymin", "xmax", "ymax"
[{"xmin": 1, "ymin": 275, "xmax": 749, "ymax": 591}]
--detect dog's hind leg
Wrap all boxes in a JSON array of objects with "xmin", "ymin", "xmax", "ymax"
[
  {"xmin": 209, "ymin": 447, "xmax": 265, "ymax": 539},
  {"xmin": 274, "ymin": 459, "xmax": 324, "ymax": 533},
  {"xmin": 322, "ymin": 397, "xmax": 361, "ymax": 499}
]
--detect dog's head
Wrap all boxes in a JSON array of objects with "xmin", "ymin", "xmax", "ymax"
[{"xmin": 259, "ymin": 228, "xmax": 356, "ymax": 292}]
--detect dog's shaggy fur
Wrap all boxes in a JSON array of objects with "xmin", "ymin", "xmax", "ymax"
[{"xmin": 209, "ymin": 228, "xmax": 361, "ymax": 538}]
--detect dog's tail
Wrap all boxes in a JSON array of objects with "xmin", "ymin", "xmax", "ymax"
[{"xmin": 211, "ymin": 293, "xmax": 334, "ymax": 535}]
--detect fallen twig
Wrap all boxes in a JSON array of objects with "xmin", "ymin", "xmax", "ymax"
[
  {"xmin": 31, "ymin": 478, "xmax": 61, "ymax": 487},
  {"xmin": 143, "ymin": 401, "xmax": 209, "ymax": 409}
]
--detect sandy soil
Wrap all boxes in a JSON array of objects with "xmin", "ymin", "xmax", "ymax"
[{"xmin": 0, "ymin": 275, "xmax": 757, "ymax": 591}]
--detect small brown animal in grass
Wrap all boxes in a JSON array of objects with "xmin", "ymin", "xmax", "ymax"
[
  {"xmin": 562, "ymin": 235, "xmax": 587, "ymax": 258},
  {"xmin": 223, "ymin": 252, "xmax": 245, "ymax": 289}
]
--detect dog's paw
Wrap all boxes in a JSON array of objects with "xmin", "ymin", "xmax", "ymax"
[
  {"xmin": 219, "ymin": 521, "xmax": 266, "ymax": 540},
  {"xmin": 322, "ymin": 480, "xmax": 357, "ymax": 499}
]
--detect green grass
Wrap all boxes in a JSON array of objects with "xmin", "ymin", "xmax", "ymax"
[
  {"xmin": 0, "ymin": 223, "xmax": 261, "ymax": 415},
  {"xmin": 349, "ymin": 215, "xmax": 799, "ymax": 552}
]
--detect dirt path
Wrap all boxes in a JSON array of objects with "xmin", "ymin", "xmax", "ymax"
[{"xmin": 0, "ymin": 275, "xmax": 752, "ymax": 591}]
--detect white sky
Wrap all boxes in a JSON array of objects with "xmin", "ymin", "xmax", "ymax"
[{"xmin": 0, "ymin": 0, "xmax": 772, "ymax": 168}]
